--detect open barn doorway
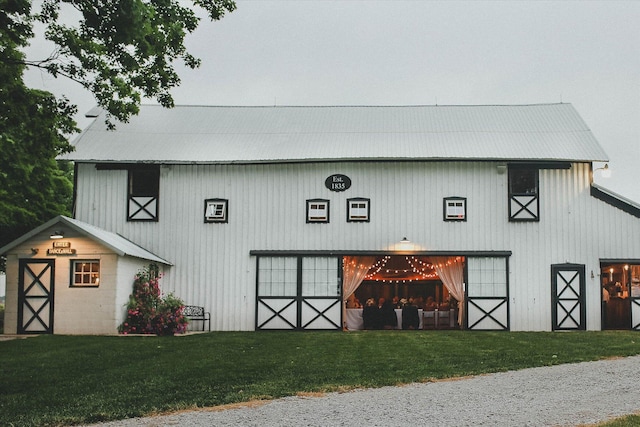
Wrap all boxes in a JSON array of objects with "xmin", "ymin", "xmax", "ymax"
[
  {"xmin": 342, "ymin": 255, "xmax": 465, "ymax": 330},
  {"xmin": 601, "ymin": 262, "xmax": 640, "ymax": 330}
]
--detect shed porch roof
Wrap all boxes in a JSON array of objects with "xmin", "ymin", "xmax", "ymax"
[{"xmin": 0, "ymin": 216, "xmax": 172, "ymax": 265}]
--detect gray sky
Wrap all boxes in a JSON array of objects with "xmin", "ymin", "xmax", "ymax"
[{"xmin": 26, "ymin": 0, "xmax": 640, "ymax": 202}]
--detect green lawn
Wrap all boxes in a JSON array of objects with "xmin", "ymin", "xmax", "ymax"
[
  {"xmin": 1, "ymin": 330, "xmax": 639, "ymax": 426},
  {"xmin": 599, "ymin": 414, "xmax": 640, "ymax": 426}
]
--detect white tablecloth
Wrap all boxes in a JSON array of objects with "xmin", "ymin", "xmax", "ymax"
[
  {"xmin": 345, "ymin": 308, "xmax": 423, "ymax": 330},
  {"xmin": 346, "ymin": 308, "xmax": 457, "ymax": 330}
]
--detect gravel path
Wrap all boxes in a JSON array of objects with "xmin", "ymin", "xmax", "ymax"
[{"xmin": 88, "ymin": 355, "xmax": 640, "ymax": 427}]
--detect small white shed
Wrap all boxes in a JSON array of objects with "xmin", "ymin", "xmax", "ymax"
[{"xmin": 0, "ymin": 216, "xmax": 171, "ymax": 335}]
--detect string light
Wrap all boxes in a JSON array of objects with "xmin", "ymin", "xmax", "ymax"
[
  {"xmin": 365, "ymin": 256, "xmax": 437, "ymax": 283},
  {"xmin": 364, "ymin": 256, "xmax": 391, "ymax": 279},
  {"xmin": 360, "ymin": 255, "xmax": 465, "ymax": 284}
]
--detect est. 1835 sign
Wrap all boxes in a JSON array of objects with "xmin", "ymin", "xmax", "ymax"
[{"xmin": 325, "ymin": 174, "xmax": 352, "ymax": 192}]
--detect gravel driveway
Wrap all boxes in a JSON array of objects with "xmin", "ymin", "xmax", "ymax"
[{"xmin": 88, "ymin": 355, "xmax": 640, "ymax": 427}]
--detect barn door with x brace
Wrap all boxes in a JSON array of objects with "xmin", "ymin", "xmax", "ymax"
[
  {"xmin": 18, "ymin": 259, "xmax": 55, "ymax": 334},
  {"xmin": 551, "ymin": 263, "xmax": 586, "ymax": 331},
  {"xmin": 256, "ymin": 256, "xmax": 342, "ymax": 330}
]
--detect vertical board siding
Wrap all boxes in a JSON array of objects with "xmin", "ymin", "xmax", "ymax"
[{"xmin": 74, "ymin": 161, "xmax": 640, "ymax": 331}]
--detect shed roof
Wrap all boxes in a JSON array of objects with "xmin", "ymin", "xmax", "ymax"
[
  {"xmin": 65, "ymin": 104, "xmax": 608, "ymax": 164},
  {"xmin": 0, "ymin": 216, "xmax": 172, "ymax": 265}
]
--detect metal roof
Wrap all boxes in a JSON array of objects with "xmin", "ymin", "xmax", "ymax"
[
  {"xmin": 0, "ymin": 216, "xmax": 172, "ymax": 265},
  {"xmin": 65, "ymin": 104, "xmax": 609, "ymax": 164}
]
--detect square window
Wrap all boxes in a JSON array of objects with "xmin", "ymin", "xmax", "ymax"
[
  {"xmin": 444, "ymin": 197, "xmax": 467, "ymax": 221},
  {"xmin": 306, "ymin": 199, "xmax": 329, "ymax": 223},
  {"xmin": 509, "ymin": 167, "xmax": 538, "ymax": 195},
  {"xmin": 71, "ymin": 260, "xmax": 100, "ymax": 287},
  {"xmin": 204, "ymin": 198, "xmax": 228, "ymax": 223},
  {"xmin": 347, "ymin": 198, "xmax": 370, "ymax": 222},
  {"xmin": 129, "ymin": 167, "xmax": 159, "ymax": 197}
]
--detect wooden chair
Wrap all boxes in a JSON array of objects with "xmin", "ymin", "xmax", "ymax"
[
  {"xmin": 436, "ymin": 307, "xmax": 452, "ymax": 329},
  {"xmin": 423, "ymin": 308, "xmax": 436, "ymax": 329}
]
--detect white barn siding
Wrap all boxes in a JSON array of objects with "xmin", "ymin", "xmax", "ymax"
[{"xmin": 74, "ymin": 161, "xmax": 640, "ymax": 331}]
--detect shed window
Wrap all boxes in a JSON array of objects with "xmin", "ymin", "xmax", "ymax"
[
  {"xmin": 307, "ymin": 199, "xmax": 330, "ymax": 223},
  {"xmin": 347, "ymin": 198, "xmax": 370, "ymax": 222},
  {"xmin": 71, "ymin": 260, "xmax": 100, "ymax": 287}
]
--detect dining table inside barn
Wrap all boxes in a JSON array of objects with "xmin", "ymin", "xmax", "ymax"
[{"xmin": 345, "ymin": 308, "xmax": 457, "ymax": 330}]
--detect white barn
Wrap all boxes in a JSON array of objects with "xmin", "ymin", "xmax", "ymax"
[{"xmin": 3, "ymin": 103, "xmax": 640, "ymax": 333}]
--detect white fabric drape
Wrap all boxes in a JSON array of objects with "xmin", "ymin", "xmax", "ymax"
[
  {"xmin": 343, "ymin": 256, "xmax": 377, "ymax": 300},
  {"xmin": 342, "ymin": 256, "xmax": 377, "ymax": 330},
  {"xmin": 431, "ymin": 256, "xmax": 465, "ymax": 327}
]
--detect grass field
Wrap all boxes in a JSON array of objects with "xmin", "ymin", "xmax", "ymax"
[{"xmin": 1, "ymin": 330, "xmax": 639, "ymax": 426}]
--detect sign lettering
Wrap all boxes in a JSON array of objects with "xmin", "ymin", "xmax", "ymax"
[
  {"xmin": 325, "ymin": 174, "xmax": 352, "ymax": 192},
  {"xmin": 47, "ymin": 248, "xmax": 76, "ymax": 255}
]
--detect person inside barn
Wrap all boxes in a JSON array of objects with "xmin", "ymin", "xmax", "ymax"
[
  {"xmin": 424, "ymin": 296, "xmax": 437, "ymax": 310},
  {"xmin": 362, "ymin": 298, "xmax": 378, "ymax": 329},
  {"xmin": 378, "ymin": 298, "xmax": 398, "ymax": 330},
  {"xmin": 401, "ymin": 299, "xmax": 420, "ymax": 330}
]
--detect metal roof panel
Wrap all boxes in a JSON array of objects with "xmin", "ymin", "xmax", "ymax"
[{"xmin": 65, "ymin": 104, "xmax": 609, "ymax": 163}]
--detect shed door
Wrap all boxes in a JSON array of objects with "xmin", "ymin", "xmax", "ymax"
[
  {"xmin": 18, "ymin": 259, "xmax": 55, "ymax": 334},
  {"xmin": 552, "ymin": 264, "xmax": 585, "ymax": 331}
]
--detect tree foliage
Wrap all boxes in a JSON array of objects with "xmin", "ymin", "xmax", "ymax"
[
  {"xmin": 35, "ymin": 0, "xmax": 236, "ymax": 126},
  {"xmin": 1, "ymin": 0, "xmax": 77, "ymax": 250},
  {"xmin": 0, "ymin": 0, "xmax": 236, "ymax": 255}
]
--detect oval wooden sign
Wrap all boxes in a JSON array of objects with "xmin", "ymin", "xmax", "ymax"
[{"xmin": 325, "ymin": 174, "xmax": 351, "ymax": 192}]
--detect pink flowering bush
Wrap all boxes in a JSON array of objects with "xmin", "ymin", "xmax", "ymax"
[{"xmin": 118, "ymin": 264, "xmax": 188, "ymax": 336}]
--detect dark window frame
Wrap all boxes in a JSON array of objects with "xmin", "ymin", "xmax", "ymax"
[
  {"xmin": 306, "ymin": 199, "xmax": 330, "ymax": 223},
  {"xmin": 508, "ymin": 165, "xmax": 540, "ymax": 222},
  {"xmin": 204, "ymin": 198, "xmax": 229, "ymax": 223},
  {"xmin": 443, "ymin": 196, "xmax": 467, "ymax": 222},
  {"xmin": 347, "ymin": 197, "xmax": 371, "ymax": 223},
  {"xmin": 127, "ymin": 165, "xmax": 160, "ymax": 222}
]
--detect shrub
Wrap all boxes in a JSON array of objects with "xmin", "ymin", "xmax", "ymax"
[
  {"xmin": 118, "ymin": 264, "xmax": 188, "ymax": 335},
  {"xmin": 154, "ymin": 293, "xmax": 188, "ymax": 336}
]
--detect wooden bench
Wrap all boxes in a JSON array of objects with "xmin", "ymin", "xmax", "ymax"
[{"xmin": 183, "ymin": 305, "xmax": 210, "ymax": 331}]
